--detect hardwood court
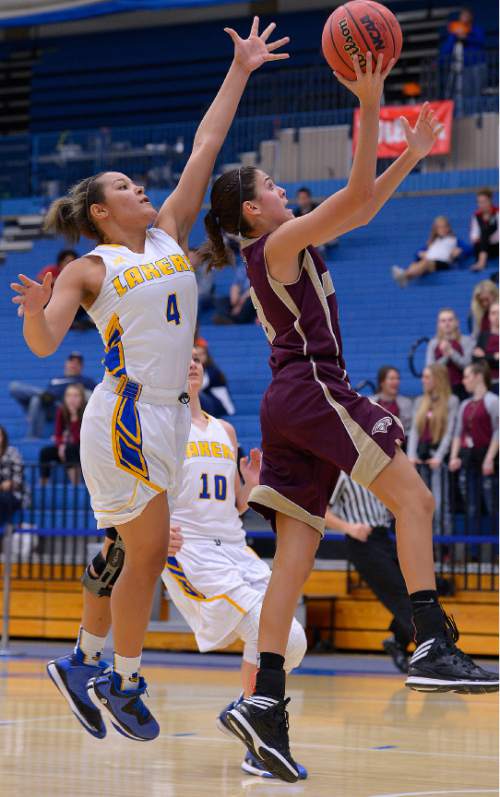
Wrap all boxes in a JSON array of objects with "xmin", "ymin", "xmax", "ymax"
[{"xmin": 0, "ymin": 656, "xmax": 498, "ymax": 797}]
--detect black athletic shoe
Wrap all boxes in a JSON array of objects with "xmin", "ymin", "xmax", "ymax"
[
  {"xmin": 383, "ymin": 637, "xmax": 409, "ymax": 673},
  {"xmin": 406, "ymin": 615, "xmax": 499, "ymax": 694},
  {"xmin": 225, "ymin": 695, "xmax": 300, "ymax": 783}
]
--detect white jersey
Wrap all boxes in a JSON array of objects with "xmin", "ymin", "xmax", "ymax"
[
  {"xmin": 86, "ymin": 226, "xmax": 197, "ymax": 392},
  {"xmin": 171, "ymin": 415, "xmax": 245, "ymax": 544}
]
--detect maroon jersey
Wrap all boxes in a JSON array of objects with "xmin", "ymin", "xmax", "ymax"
[
  {"xmin": 242, "ymin": 235, "xmax": 348, "ymax": 382},
  {"xmin": 460, "ymin": 398, "xmax": 494, "ymax": 449},
  {"xmin": 435, "ymin": 339, "xmax": 464, "ymax": 387},
  {"xmin": 378, "ymin": 398, "xmax": 400, "ymax": 417}
]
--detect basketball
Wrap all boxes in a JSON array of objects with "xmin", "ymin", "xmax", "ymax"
[{"xmin": 322, "ymin": 1, "xmax": 403, "ymax": 80}]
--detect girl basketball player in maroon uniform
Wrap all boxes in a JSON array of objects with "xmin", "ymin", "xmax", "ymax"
[{"xmin": 203, "ymin": 53, "xmax": 498, "ymax": 781}]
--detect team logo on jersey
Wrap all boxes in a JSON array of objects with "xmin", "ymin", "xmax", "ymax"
[{"xmin": 372, "ymin": 416, "xmax": 393, "ymax": 435}]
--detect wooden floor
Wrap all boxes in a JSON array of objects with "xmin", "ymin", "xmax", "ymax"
[{"xmin": 1, "ymin": 653, "xmax": 498, "ymax": 797}]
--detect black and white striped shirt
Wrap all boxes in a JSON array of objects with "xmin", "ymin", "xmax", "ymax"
[{"xmin": 329, "ymin": 472, "xmax": 391, "ymax": 528}]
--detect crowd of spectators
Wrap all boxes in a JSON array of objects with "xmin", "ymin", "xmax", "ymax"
[{"xmin": 392, "ymin": 189, "xmax": 498, "ymax": 286}]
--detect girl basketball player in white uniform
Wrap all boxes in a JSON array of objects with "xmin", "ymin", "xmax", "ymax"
[
  {"xmin": 163, "ymin": 349, "xmax": 308, "ymax": 778},
  {"xmin": 11, "ymin": 18, "xmax": 289, "ymax": 742}
]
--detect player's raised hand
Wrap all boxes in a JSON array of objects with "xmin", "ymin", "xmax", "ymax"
[
  {"xmin": 401, "ymin": 102, "xmax": 443, "ymax": 159},
  {"xmin": 225, "ymin": 16, "xmax": 290, "ymax": 75},
  {"xmin": 168, "ymin": 525, "xmax": 184, "ymax": 556},
  {"xmin": 334, "ymin": 52, "xmax": 395, "ymax": 107},
  {"xmin": 11, "ymin": 272, "xmax": 52, "ymax": 318},
  {"xmin": 240, "ymin": 448, "xmax": 262, "ymax": 488}
]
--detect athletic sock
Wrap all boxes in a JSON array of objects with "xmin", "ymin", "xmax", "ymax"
[
  {"xmin": 113, "ymin": 653, "xmax": 141, "ymax": 689},
  {"xmin": 410, "ymin": 590, "xmax": 446, "ymax": 645},
  {"xmin": 254, "ymin": 652, "xmax": 285, "ymax": 700},
  {"xmin": 75, "ymin": 626, "xmax": 106, "ymax": 664}
]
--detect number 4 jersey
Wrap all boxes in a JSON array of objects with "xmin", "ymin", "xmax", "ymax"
[
  {"xmin": 171, "ymin": 415, "xmax": 246, "ymax": 545},
  {"xmin": 86, "ymin": 226, "xmax": 197, "ymax": 393}
]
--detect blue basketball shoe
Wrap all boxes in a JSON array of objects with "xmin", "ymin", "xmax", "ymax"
[
  {"xmin": 216, "ymin": 693, "xmax": 244, "ymax": 738},
  {"xmin": 241, "ymin": 750, "xmax": 308, "ymax": 779},
  {"xmin": 88, "ymin": 670, "xmax": 159, "ymax": 741},
  {"xmin": 47, "ymin": 647, "xmax": 109, "ymax": 739}
]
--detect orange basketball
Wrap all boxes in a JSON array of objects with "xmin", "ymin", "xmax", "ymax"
[{"xmin": 322, "ymin": 1, "xmax": 402, "ymax": 80}]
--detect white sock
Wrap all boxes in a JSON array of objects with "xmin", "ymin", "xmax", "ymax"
[
  {"xmin": 114, "ymin": 653, "xmax": 141, "ymax": 688},
  {"xmin": 76, "ymin": 626, "xmax": 106, "ymax": 664}
]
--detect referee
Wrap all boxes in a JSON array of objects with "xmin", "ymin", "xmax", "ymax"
[{"xmin": 325, "ymin": 472, "xmax": 414, "ymax": 672}]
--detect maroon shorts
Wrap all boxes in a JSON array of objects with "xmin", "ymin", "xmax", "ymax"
[{"xmin": 249, "ymin": 360, "xmax": 404, "ymax": 536}]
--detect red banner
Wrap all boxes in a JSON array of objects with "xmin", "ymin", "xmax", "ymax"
[{"xmin": 353, "ymin": 100, "xmax": 454, "ymax": 158}]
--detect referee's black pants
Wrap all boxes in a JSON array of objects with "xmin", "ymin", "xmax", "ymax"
[{"xmin": 345, "ymin": 526, "xmax": 414, "ymax": 649}]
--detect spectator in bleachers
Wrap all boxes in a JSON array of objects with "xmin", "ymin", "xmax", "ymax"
[
  {"xmin": 0, "ymin": 425, "xmax": 25, "ymax": 527},
  {"xmin": 36, "ymin": 248, "xmax": 78, "ymax": 283},
  {"xmin": 194, "ymin": 341, "xmax": 235, "ymax": 417},
  {"xmin": 426, "ymin": 308, "xmax": 473, "ymax": 401},
  {"xmin": 37, "ymin": 248, "xmax": 94, "ymax": 330},
  {"xmin": 473, "ymin": 301, "xmax": 499, "ymax": 394},
  {"xmin": 371, "ymin": 365, "xmax": 413, "ymax": 435},
  {"xmin": 408, "ymin": 364, "xmax": 459, "ymax": 533},
  {"xmin": 9, "ymin": 351, "xmax": 96, "ymax": 438},
  {"xmin": 391, "ymin": 216, "xmax": 461, "ymax": 286},
  {"xmin": 293, "ymin": 187, "xmax": 318, "ymax": 217},
  {"xmin": 469, "ymin": 189, "xmax": 499, "ymax": 272},
  {"xmin": 449, "ymin": 362, "xmax": 499, "ymax": 533},
  {"xmin": 470, "ymin": 279, "xmax": 499, "ymax": 338},
  {"xmin": 39, "ymin": 384, "xmax": 86, "ymax": 485},
  {"xmin": 212, "ymin": 239, "xmax": 256, "ymax": 326},
  {"xmin": 440, "ymin": 7, "xmax": 487, "ymax": 115}
]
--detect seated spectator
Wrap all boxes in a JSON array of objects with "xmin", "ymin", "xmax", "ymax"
[
  {"xmin": 470, "ymin": 279, "xmax": 499, "ymax": 338},
  {"xmin": 470, "ymin": 189, "xmax": 499, "ymax": 272},
  {"xmin": 371, "ymin": 365, "xmax": 413, "ymax": 435},
  {"xmin": 293, "ymin": 187, "xmax": 318, "ymax": 217},
  {"xmin": 9, "ymin": 352, "xmax": 96, "ymax": 438},
  {"xmin": 473, "ymin": 301, "xmax": 499, "ymax": 394},
  {"xmin": 212, "ymin": 242, "xmax": 256, "ymax": 326},
  {"xmin": 39, "ymin": 384, "xmax": 86, "ymax": 485},
  {"xmin": 195, "ymin": 342, "xmax": 235, "ymax": 417},
  {"xmin": 449, "ymin": 363, "xmax": 499, "ymax": 533},
  {"xmin": 36, "ymin": 248, "xmax": 78, "ymax": 283},
  {"xmin": 0, "ymin": 425, "xmax": 25, "ymax": 527},
  {"xmin": 190, "ymin": 246, "xmax": 215, "ymax": 313},
  {"xmin": 391, "ymin": 216, "xmax": 461, "ymax": 286},
  {"xmin": 426, "ymin": 308, "xmax": 473, "ymax": 400},
  {"xmin": 408, "ymin": 364, "xmax": 459, "ymax": 533}
]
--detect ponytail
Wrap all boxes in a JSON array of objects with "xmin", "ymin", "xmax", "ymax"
[
  {"xmin": 201, "ymin": 210, "xmax": 235, "ymax": 270},
  {"xmin": 43, "ymin": 173, "xmax": 105, "ymax": 244},
  {"xmin": 200, "ymin": 166, "xmax": 257, "ymax": 270}
]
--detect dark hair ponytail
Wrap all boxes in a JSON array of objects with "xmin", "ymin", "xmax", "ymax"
[
  {"xmin": 202, "ymin": 166, "xmax": 257, "ymax": 270},
  {"xmin": 44, "ymin": 173, "xmax": 106, "ymax": 244}
]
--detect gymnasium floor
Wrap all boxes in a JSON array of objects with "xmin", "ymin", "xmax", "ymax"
[{"xmin": 1, "ymin": 643, "xmax": 498, "ymax": 797}]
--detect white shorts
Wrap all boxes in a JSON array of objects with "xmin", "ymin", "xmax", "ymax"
[
  {"xmin": 161, "ymin": 538, "xmax": 271, "ymax": 652},
  {"xmin": 80, "ymin": 383, "xmax": 190, "ymax": 529}
]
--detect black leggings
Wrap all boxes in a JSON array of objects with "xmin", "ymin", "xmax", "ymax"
[{"xmin": 39, "ymin": 443, "xmax": 80, "ymax": 479}]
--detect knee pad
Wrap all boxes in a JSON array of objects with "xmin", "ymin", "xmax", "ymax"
[
  {"xmin": 237, "ymin": 606, "xmax": 307, "ymax": 672},
  {"xmin": 284, "ymin": 619, "xmax": 307, "ymax": 672},
  {"xmin": 81, "ymin": 534, "xmax": 125, "ymax": 597}
]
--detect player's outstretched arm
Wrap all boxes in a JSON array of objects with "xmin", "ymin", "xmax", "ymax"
[
  {"xmin": 11, "ymin": 260, "xmax": 89, "ymax": 357},
  {"xmin": 345, "ymin": 103, "xmax": 443, "ymax": 230},
  {"xmin": 266, "ymin": 52, "xmax": 393, "ymax": 281},
  {"xmin": 220, "ymin": 419, "xmax": 261, "ymax": 514},
  {"xmin": 155, "ymin": 17, "xmax": 289, "ymax": 250}
]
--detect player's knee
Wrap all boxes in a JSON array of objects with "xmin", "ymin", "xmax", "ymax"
[
  {"xmin": 284, "ymin": 620, "xmax": 307, "ymax": 672},
  {"xmin": 126, "ymin": 535, "xmax": 168, "ymax": 580}
]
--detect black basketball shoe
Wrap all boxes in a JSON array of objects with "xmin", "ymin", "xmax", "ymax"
[
  {"xmin": 406, "ymin": 615, "xmax": 499, "ymax": 694},
  {"xmin": 225, "ymin": 695, "xmax": 300, "ymax": 783},
  {"xmin": 383, "ymin": 637, "xmax": 409, "ymax": 673}
]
